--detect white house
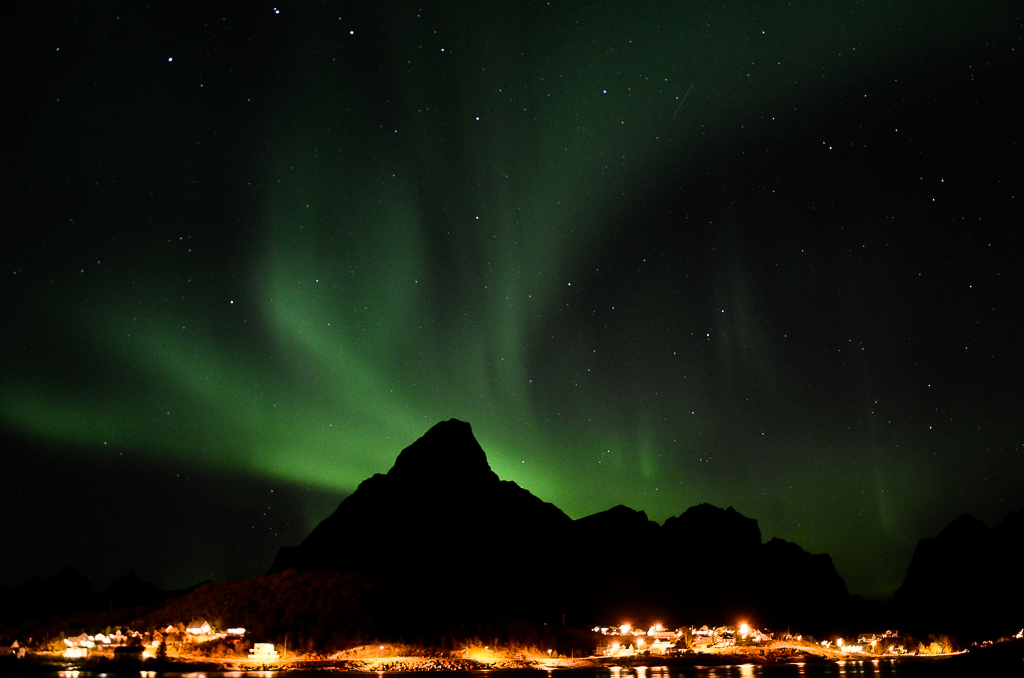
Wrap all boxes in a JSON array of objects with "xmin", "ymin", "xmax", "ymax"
[
  {"xmin": 186, "ymin": 620, "xmax": 212, "ymax": 635},
  {"xmin": 248, "ymin": 643, "xmax": 280, "ymax": 661}
]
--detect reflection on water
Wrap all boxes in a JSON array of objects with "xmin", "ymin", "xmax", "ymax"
[
  {"xmin": 578, "ymin": 661, "xmax": 969, "ymax": 678},
  {"xmin": 40, "ymin": 661, "xmax": 986, "ymax": 678}
]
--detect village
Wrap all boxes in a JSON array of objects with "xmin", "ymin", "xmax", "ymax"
[
  {"xmin": 53, "ymin": 618, "xmax": 265, "ymax": 662},
  {"xmin": 48, "ymin": 618, "xmax": 910, "ymax": 663},
  {"xmin": 5, "ymin": 615, "xmax": 1009, "ymax": 672},
  {"xmin": 592, "ymin": 622, "xmax": 913, "ymax": 658}
]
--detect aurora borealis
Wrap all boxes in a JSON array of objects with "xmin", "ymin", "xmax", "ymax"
[{"xmin": 3, "ymin": 1, "xmax": 1022, "ymax": 599}]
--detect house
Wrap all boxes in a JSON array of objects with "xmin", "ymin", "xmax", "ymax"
[
  {"xmin": 65, "ymin": 633, "xmax": 93, "ymax": 648},
  {"xmin": 186, "ymin": 620, "xmax": 212, "ymax": 636},
  {"xmin": 649, "ymin": 638, "xmax": 677, "ymax": 654},
  {"xmin": 248, "ymin": 643, "xmax": 279, "ymax": 661}
]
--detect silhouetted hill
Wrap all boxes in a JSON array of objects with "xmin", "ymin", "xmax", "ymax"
[
  {"xmin": 11, "ymin": 420, "xmax": 1016, "ymax": 645},
  {"xmin": 270, "ymin": 420, "xmax": 857, "ymax": 633},
  {"xmin": 657, "ymin": 504, "xmax": 763, "ymax": 623},
  {"xmin": 0, "ymin": 567, "xmax": 97, "ymax": 623},
  {"xmin": 271, "ymin": 419, "xmax": 573, "ymax": 622},
  {"xmin": 0, "ymin": 567, "xmax": 198, "ymax": 631},
  {"xmin": 137, "ymin": 568, "xmax": 596, "ymax": 653},
  {"xmin": 572, "ymin": 505, "xmax": 661, "ymax": 542},
  {"xmin": 663, "ymin": 503, "xmax": 763, "ymax": 554},
  {"xmin": 562, "ymin": 505, "xmax": 661, "ymax": 623},
  {"xmin": 756, "ymin": 537, "xmax": 849, "ymax": 632},
  {"xmin": 98, "ymin": 570, "xmax": 168, "ymax": 610},
  {"xmin": 892, "ymin": 509, "xmax": 1023, "ymax": 641}
]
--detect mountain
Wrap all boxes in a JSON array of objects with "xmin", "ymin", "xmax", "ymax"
[
  {"xmin": 271, "ymin": 419, "xmax": 573, "ymax": 621},
  {"xmin": 0, "ymin": 566, "xmax": 96, "ymax": 623},
  {"xmin": 98, "ymin": 570, "xmax": 169, "ymax": 610},
  {"xmin": 562, "ymin": 505, "xmax": 662, "ymax": 623},
  {"xmin": 136, "ymin": 568, "xmax": 596, "ymax": 653},
  {"xmin": 657, "ymin": 503, "xmax": 764, "ymax": 623},
  {"xmin": 0, "ymin": 567, "xmax": 190, "ymax": 630},
  {"xmin": 756, "ymin": 537, "xmax": 850, "ymax": 631},
  {"xmin": 892, "ymin": 509, "xmax": 1023, "ymax": 641},
  {"xmin": 271, "ymin": 419, "xmax": 853, "ymax": 632}
]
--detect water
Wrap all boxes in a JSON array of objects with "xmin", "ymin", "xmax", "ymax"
[{"xmin": 23, "ymin": 662, "xmax": 1013, "ymax": 678}]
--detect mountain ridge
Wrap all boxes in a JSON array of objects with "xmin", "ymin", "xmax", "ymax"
[
  {"xmin": 272, "ymin": 419, "xmax": 854, "ymax": 632},
  {"xmin": 5, "ymin": 419, "xmax": 1019, "ymax": 644}
]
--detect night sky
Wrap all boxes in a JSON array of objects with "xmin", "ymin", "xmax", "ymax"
[{"xmin": 3, "ymin": 1, "xmax": 1022, "ymax": 601}]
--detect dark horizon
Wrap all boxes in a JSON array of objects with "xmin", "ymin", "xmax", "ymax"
[
  {"xmin": 3, "ymin": 1, "xmax": 1022, "ymax": 601},
  {"xmin": 5, "ymin": 419, "xmax": 1022, "ymax": 648},
  {"xmin": 3, "ymin": 419, "xmax": 1020, "ymax": 614}
]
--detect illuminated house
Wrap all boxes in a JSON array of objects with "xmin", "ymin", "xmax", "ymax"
[
  {"xmin": 690, "ymin": 626, "xmax": 717, "ymax": 647},
  {"xmin": 649, "ymin": 637, "xmax": 677, "ymax": 654},
  {"xmin": 645, "ymin": 626, "xmax": 679, "ymax": 654},
  {"xmin": 186, "ymin": 620, "xmax": 212, "ymax": 636},
  {"xmin": 248, "ymin": 643, "xmax": 280, "ymax": 661},
  {"xmin": 595, "ymin": 623, "xmax": 682, "ymax": 656}
]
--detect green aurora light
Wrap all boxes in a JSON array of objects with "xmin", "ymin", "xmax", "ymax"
[{"xmin": 3, "ymin": 1, "xmax": 1022, "ymax": 597}]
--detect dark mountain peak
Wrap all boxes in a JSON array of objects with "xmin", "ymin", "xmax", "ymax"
[
  {"xmin": 99, "ymin": 570, "xmax": 166, "ymax": 609},
  {"xmin": 763, "ymin": 536, "xmax": 803, "ymax": 555},
  {"xmin": 893, "ymin": 510, "xmax": 1024, "ymax": 641},
  {"xmin": 388, "ymin": 418, "xmax": 498, "ymax": 485},
  {"xmin": 761, "ymin": 537, "xmax": 847, "ymax": 592},
  {"xmin": 757, "ymin": 537, "xmax": 849, "ymax": 633},
  {"xmin": 935, "ymin": 513, "xmax": 989, "ymax": 542},
  {"xmin": 8, "ymin": 566, "xmax": 97, "ymax": 621},
  {"xmin": 47, "ymin": 566, "xmax": 94, "ymax": 594},
  {"xmin": 269, "ymin": 420, "xmax": 571, "ymax": 621},
  {"xmin": 266, "ymin": 423, "xmax": 862, "ymax": 630},
  {"xmin": 577, "ymin": 503, "xmax": 650, "ymax": 524},
  {"xmin": 110, "ymin": 569, "xmax": 141, "ymax": 584},
  {"xmin": 572, "ymin": 504, "xmax": 659, "ymax": 541},
  {"xmin": 662, "ymin": 502, "xmax": 762, "ymax": 550}
]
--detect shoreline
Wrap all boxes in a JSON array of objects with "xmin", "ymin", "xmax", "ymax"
[{"xmin": 8, "ymin": 648, "xmax": 992, "ymax": 674}]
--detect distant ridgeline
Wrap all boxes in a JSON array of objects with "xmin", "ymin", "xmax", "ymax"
[
  {"xmin": 892, "ymin": 510, "xmax": 1023, "ymax": 641},
  {"xmin": 4, "ymin": 419, "xmax": 1020, "ymax": 645},
  {"xmin": 0, "ymin": 568, "xmax": 202, "ymax": 636},
  {"xmin": 270, "ymin": 419, "xmax": 850, "ymax": 634},
  {"xmin": 271, "ymin": 419, "xmax": 1023, "ymax": 639}
]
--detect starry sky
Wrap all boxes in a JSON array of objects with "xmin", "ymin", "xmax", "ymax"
[{"xmin": 3, "ymin": 1, "xmax": 1022, "ymax": 600}]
